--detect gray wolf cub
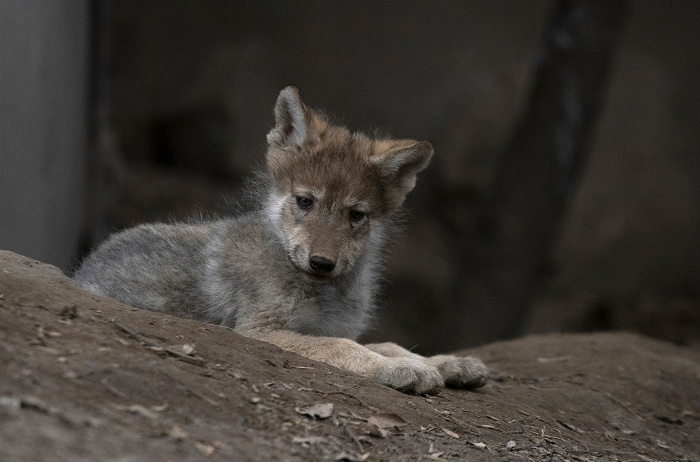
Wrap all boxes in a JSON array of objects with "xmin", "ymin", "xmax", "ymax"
[{"xmin": 75, "ymin": 87, "xmax": 488, "ymax": 394}]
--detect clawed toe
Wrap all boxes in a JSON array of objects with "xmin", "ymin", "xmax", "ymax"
[
  {"xmin": 430, "ymin": 355, "xmax": 489, "ymax": 389},
  {"xmin": 445, "ymin": 372, "xmax": 488, "ymax": 389},
  {"xmin": 375, "ymin": 358, "xmax": 444, "ymax": 395}
]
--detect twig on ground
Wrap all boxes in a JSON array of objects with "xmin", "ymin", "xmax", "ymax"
[
  {"xmin": 111, "ymin": 318, "xmax": 206, "ymax": 366},
  {"xmin": 345, "ymin": 424, "xmax": 365, "ymax": 453},
  {"xmin": 320, "ymin": 391, "xmax": 382, "ymax": 413}
]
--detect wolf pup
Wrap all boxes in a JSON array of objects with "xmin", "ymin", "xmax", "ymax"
[{"xmin": 75, "ymin": 87, "xmax": 488, "ymax": 395}]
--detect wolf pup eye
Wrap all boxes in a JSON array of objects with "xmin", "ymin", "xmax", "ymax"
[
  {"xmin": 349, "ymin": 210, "xmax": 366, "ymax": 223},
  {"xmin": 296, "ymin": 196, "xmax": 314, "ymax": 209}
]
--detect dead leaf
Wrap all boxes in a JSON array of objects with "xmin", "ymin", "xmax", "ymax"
[
  {"xmin": 362, "ymin": 412, "xmax": 407, "ymax": 438},
  {"xmin": 35, "ymin": 346, "xmax": 60, "ymax": 355},
  {"xmin": 113, "ymin": 404, "xmax": 159, "ymax": 420},
  {"xmin": 292, "ymin": 436, "xmax": 326, "ymax": 445},
  {"xmin": 364, "ymin": 423, "xmax": 388, "ymax": 438},
  {"xmin": 227, "ymin": 369, "xmax": 246, "ymax": 381},
  {"xmin": 182, "ymin": 344, "xmax": 195, "ymax": 355},
  {"xmin": 367, "ymin": 412, "xmax": 406, "ymax": 429},
  {"xmin": 168, "ymin": 344, "xmax": 196, "ymax": 355},
  {"xmin": 19, "ymin": 396, "xmax": 55, "ymax": 414},
  {"xmin": 334, "ymin": 451, "xmax": 370, "ymax": 461},
  {"xmin": 295, "ymin": 402, "xmax": 334, "ymax": 420},
  {"xmin": 194, "ymin": 441, "xmax": 216, "ymax": 456},
  {"xmin": 169, "ymin": 425, "xmax": 188, "ymax": 440},
  {"xmin": 656, "ymin": 440, "xmax": 671, "ymax": 450},
  {"xmin": 441, "ymin": 427, "xmax": 460, "ymax": 439}
]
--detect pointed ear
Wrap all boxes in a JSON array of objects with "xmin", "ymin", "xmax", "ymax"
[
  {"xmin": 266, "ymin": 86, "xmax": 326, "ymax": 148},
  {"xmin": 371, "ymin": 139, "xmax": 434, "ymax": 210}
]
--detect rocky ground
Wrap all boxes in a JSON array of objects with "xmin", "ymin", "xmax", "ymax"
[{"xmin": 1, "ymin": 250, "xmax": 698, "ymax": 461}]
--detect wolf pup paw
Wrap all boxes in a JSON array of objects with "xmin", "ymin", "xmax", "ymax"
[
  {"xmin": 374, "ymin": 357, "xmax": 444, "ymax": 395},
  {"xmin": 427, "ymin": 355, "xmax": 489, "ymax": 389}
]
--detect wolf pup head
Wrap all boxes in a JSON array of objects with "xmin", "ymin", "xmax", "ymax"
[{"xmin": 264, "ymin": 86, "xmax": 433, "ymax": 281}]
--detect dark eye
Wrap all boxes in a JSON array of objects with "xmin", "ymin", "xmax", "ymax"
[
  {"xmin": 296, "ymin": 196, "xmax": 313, "ymax": 209},
  {"xmin": 349, "ymin": 210, "xmax": 366, "ymax": 222}
]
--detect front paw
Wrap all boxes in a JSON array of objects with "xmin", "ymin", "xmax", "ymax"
[
  {"xmin": 374, "ymin": 358, "xmax": 443, "ymax": 395},
  {"xmin": 427, "ymin": 355, "xmax": 489, "ymax": 389}
]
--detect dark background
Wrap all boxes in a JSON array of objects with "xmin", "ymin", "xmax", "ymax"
[{"xmin": 2, "ymin": 0, "xmax": 698, "ymax": 353}]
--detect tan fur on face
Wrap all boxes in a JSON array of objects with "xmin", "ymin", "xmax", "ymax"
[
  {"xmin": 265, "ymin": 89, "xmax": 433, "ymax": 279},
  {"xmin": 272, "ymin": 127, "xmax": 384, "ymax": 277}
]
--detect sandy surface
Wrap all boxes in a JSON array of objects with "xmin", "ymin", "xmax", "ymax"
[{"xmin": 1, "ymin": 250, "xmax": 698, "ymax": 461}]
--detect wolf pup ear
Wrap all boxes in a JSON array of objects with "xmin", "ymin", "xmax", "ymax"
[
  {"xmin": 266, "ymin": 86, "xmax": 327, "ymax": 149},
  {"xmin": 371, "ymin": 139, "xmax": 434, "ymax": 211}
]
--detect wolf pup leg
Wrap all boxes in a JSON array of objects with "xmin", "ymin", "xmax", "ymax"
[
  {"xmin": 253, "ymin": 330, "xmax": 444, "ymax": 395},
  {"xmin": 365, "ymin": 342, "xmax": 489, "ymax": 389}
]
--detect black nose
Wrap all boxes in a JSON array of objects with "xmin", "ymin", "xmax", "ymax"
[{"xmin": 309, "ymin": 256, "xmax": 335, "ymax": 274}]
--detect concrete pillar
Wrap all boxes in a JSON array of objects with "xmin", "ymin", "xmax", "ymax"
[{"xmin": 0, "ymin": 1, "xmax": 89, "ymax": 271}]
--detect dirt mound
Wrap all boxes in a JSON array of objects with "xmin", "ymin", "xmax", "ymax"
[{"xmin": 1, "ymin": 250, "xmax": 698, "ymax": 461}]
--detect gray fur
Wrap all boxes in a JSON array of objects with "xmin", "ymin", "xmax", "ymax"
[
  {"xmin": 75, "ymin": 211, "xmax": 378, "ymax": 339},
  {"xmin": 74, "ymin": 87, "xmax": 488, "ymax": 394}
]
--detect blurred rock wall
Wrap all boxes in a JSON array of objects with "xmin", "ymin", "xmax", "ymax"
[
  {"xmin": 0, "ymin": 1, "xmax": 89, "ymax": 271},
  {"xmin": 97, "ymin": 0, "xmax": 700, "ymax": 351}
]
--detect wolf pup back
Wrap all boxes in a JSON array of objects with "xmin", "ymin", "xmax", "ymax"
[{"xmin": 75, "ymin": 87, "xmax": 488, "ymax": 395}]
